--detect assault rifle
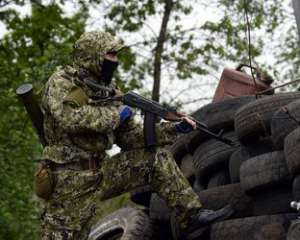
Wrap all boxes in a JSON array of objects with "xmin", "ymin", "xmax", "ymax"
[
  {"xmin": 86, "ymin": 81, "xmax": 235, "ymax": 147},
  {"xmin": 123, "ymin": 91, "xmax": 235, "ymax": 146}
]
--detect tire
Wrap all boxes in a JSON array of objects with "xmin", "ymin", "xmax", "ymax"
[
  {"xmin": 210, "ymin": 214, "xmax": 298, "ymax": 240},
  {"xmin": 196, "ymin": 184, "xmax": 253, "ymax": 218},
  {"xmin": 292, "ymin": 175, "xmax": 300, "ymax": 201},
  {"xmin": 252, "ymin": 185, "xmax": 294, "ymax": 216},
  {"xmin": 192, "ymin": 96, "xmax": 256, "ymax": 131},
  {"xmin": 168, "ymin": 135, "xmax": 188, "ymax": 163},
  {"xmin": 229, "ymin": 138, "xmax": 274, "ymax": 183},
  {"xmin": 88, "ymin": 207, "xmax": 153, "ymax": 240},
  {"xmin": 284, "ymin": 127, "xmax": 300, "ymax": 174},
  {"xmin": 193, "ymin": 131, "xmax": 239, "ymax": 183},
  {"xmin": 235, "ymin": 92, "xmax": 300, "ymax": 143},
  {"xmin": 207, "ymin": 169, "xmax": 230, "ymax": 189},
  {"xmin": 287, "ymin": 220, "xmax": 300, "ymax": 240},
  {"xmin": 197, "ymin": 183, "xmax": 293, "ymax": 218},
  {"xmin": 240, "ymin": 151, "xmax": 292, "ymax": 193},
  {"xmin": 229, "ymin": 149, "xmax": 244, "ymax": 183},
  {"xmin": 180, "ymin": 154, "xmax": 195, "ymax": 184},
  {"xmin": 193, "ymin": 177, "xmax": 205, "ymax": 192},
  {"xmin": 184, "ymin": 130, "xmax": 208, "ymax": 154},
  {"xmin": 242, "ymin": 137, "xmax": 274, "ymax": 157},
  {"xmin": 271, "ymin": 99, "xmax": 300, "ymax": 149},
  {"xmin": 130, "ymin": 185, "xmax": 152, "ymax": 207}
]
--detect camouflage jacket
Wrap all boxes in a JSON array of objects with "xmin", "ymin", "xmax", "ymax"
[{"xmin": 41, "ymin": 66, "xmax": 178, "ymax": 164}]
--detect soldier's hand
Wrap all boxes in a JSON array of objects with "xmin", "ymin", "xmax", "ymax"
[
  {"xmin": 181, "ymin": 116, "xmax": 197, "ymax": 130},
  {"xmin": 175, "ymin": 116, "xmax": 196, "ymax": 133},
  {"xmin": 119, "ymin": 105, "xmax": 133, "ymax": 125}
]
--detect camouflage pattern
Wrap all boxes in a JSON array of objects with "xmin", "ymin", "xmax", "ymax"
[
  {"xmin": 73, "ymin": 31, "xmax": 124, "ymax": 78},
  {"xmin": 39, "ymin": 31, "xmax": 202, "ymax": 239}
]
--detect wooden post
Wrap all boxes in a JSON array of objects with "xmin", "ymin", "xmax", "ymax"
[{"xmin": 293, "ymin": 0, "xmax": 300, "ymax": 42}]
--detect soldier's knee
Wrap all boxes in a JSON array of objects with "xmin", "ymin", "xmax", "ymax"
[{"xmin": 154, "ymin": 148, "xmax": 175, "ymax": 166}]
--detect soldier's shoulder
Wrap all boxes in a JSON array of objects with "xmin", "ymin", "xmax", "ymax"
[{"xmin": 48, "ymin": 66, "xmax": 76, "ymax": 91}]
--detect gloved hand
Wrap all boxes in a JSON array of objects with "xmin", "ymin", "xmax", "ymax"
[
  {"xmin": 119, "ymin": 105, "xmax": 133, "ymax": 124},
  {"xmin": 175, "ymin": 117, "xmax": 196, "ymax": 133}
]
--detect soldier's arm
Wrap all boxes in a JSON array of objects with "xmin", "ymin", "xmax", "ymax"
[
  {"xmin": 115, "ymin": 118, "xmax": 177, "ymax": 150},
  {"xmin": 44, "ymin": 73, "xmax": 120, "ymax": 134}
]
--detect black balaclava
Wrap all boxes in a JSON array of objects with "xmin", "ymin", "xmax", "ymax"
[{"xmin": 101, "ymin": 58, "xmax": 119, "ymax": 85}]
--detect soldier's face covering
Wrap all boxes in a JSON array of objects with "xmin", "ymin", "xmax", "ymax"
[
  {"xmin": 101, "ymin": 58, "xmax": 119, "ymax": 85},
  {"xmin": 73, "ymin": 31, "xmax": 124, "ymax": 83}
]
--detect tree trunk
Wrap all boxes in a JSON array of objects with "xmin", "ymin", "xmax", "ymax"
[
  {"xmin": 152, "ymin": 0, "xmax": 173, "ymax": 102},
  {"xmin": 293, "ymin": 0, "xmax": 300, "ymax": 44}
]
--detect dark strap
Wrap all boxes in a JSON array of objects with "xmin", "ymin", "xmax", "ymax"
[{"xmin": 143, "ymin": 112, "xmax": 157, "ymax": 148}]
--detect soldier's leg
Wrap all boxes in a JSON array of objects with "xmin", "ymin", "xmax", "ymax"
[
  {"xmin": 40, "ymin": 169, "xmax": 101, "ymax": 240},
  {"xmin": 150, "ymin": 148, "xmax": 202, "ymax": 228},
  {"xmin": 97, "ymin": 148, "xmax": 202, "ymax": 229}
]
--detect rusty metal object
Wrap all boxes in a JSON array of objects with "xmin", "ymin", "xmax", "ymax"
[{"xmin": 213, "ymin": 66, "xmax": 273, "ymax": 102}]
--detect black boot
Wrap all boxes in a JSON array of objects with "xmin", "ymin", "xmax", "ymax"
[
  {"xmin": 186, "ymin": 205, "xmax": 234, "ymax": 239},
  {"xmin": 189, "ymin": 205, "xmax": 234, "ymax": 229},
  {"xmin": 171, "ymin": 205, "xmax": 234, "ymax": 240}
]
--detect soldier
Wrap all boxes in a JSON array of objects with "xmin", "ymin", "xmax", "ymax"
[{"xmin": 36, "ymin": 31, "xmax": 232, "ymax": 240}]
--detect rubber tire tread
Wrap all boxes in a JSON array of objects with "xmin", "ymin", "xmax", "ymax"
[
  {"xmin": 198, "ymin": 183, "xmax": 293, "ymax": 218},
  {"xmin": 235, "ymin": 92, "xmax": 300, "ymax": 143},
  {"xmin": 287, "ymin": 221, "xmax": 300, "ymax": 240},
  {"xmin": 192, "ymin": 96, "xmax": 256, "ymax": 131},
  {"xmin": 180, "ymin": 154, "xmax": 195, "ymax": 184},
  {"xmin": 197, "ymin": 183, "xmax": 253, "ymax": 218},
  {"xmin": 184, "ymin": 130, "xmax": 208, "ymax": 154},
  {"xmin": 207, "ymin": 169, "xmax": 230, "ymax": 189},
  {"xmin": 193, "ymin": 131, "xmax": 239, "ymax": 182},
  {"xmin": 88, "ymin": 207, "xmax": 153, "ymax": 240},
  {"xmin": 240, "ymin": 151, "xmax": 291, "ymax": 193},
  {"xmin": 242, "ymin": 137, "xmax": 274, "ymax": 157},
  {"xmin": 229, "ymin": 138, "xmax": 274, "ymax": 183},
  {"xmin": 284, "ymin": 127, "xmax": 300, "ymax": 174},
  {"xmin": 271, "ymin": 99, "xmax": 300, "ymax": 149},
  {"xmin": 210, "ymin": 214, "xmax": 298, "ymax": 240},
  {"xmin": 229, "ymin": 149, "xmax": 244, "ymax": 183},
  {"xmin": 193, "ymin": 177, "xmax": 205, "ymax": 192},
  {"xmin": 168, "ymin": 135, "xmax": 189, "ymax": 163}
]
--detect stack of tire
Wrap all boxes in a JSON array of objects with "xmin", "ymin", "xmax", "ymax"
[
  {"xmin": 150, "ymin": 92, "xmax": 300, "ymax": 240},
  {"xmin": 89, "ymin": 92, "xmax": 300, "ymax": 240}
]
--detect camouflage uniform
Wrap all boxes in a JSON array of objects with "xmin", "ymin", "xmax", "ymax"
[{"xmin": 39, "ymin": 31, "xmax": 202, "ymax": 239}]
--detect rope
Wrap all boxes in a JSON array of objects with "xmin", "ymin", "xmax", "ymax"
[
  {"xmin": 243, "ymin": 0, "xmax": 259, "ymax": 98},
  {"xmin": 256, "ymin": 78, "xmax": 300, "ymax": 95}
]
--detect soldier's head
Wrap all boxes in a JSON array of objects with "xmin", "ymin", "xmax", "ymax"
[{"xmin": 73, "ymin": 31, "xmax": 124, "ymax": 85}]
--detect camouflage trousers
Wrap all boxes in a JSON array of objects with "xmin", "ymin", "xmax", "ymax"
[{"xmin": 40, "ymin": 148, "xmax": 202, "ymax": 239}]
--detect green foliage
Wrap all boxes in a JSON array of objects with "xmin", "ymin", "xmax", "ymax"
[
  {"xmin": 0, "ymin": 2, "xmax": 87, "ymax": 239},
  {"xmin": 103, "ymin": 0, "xmax": 291, "ymax": 98}
]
